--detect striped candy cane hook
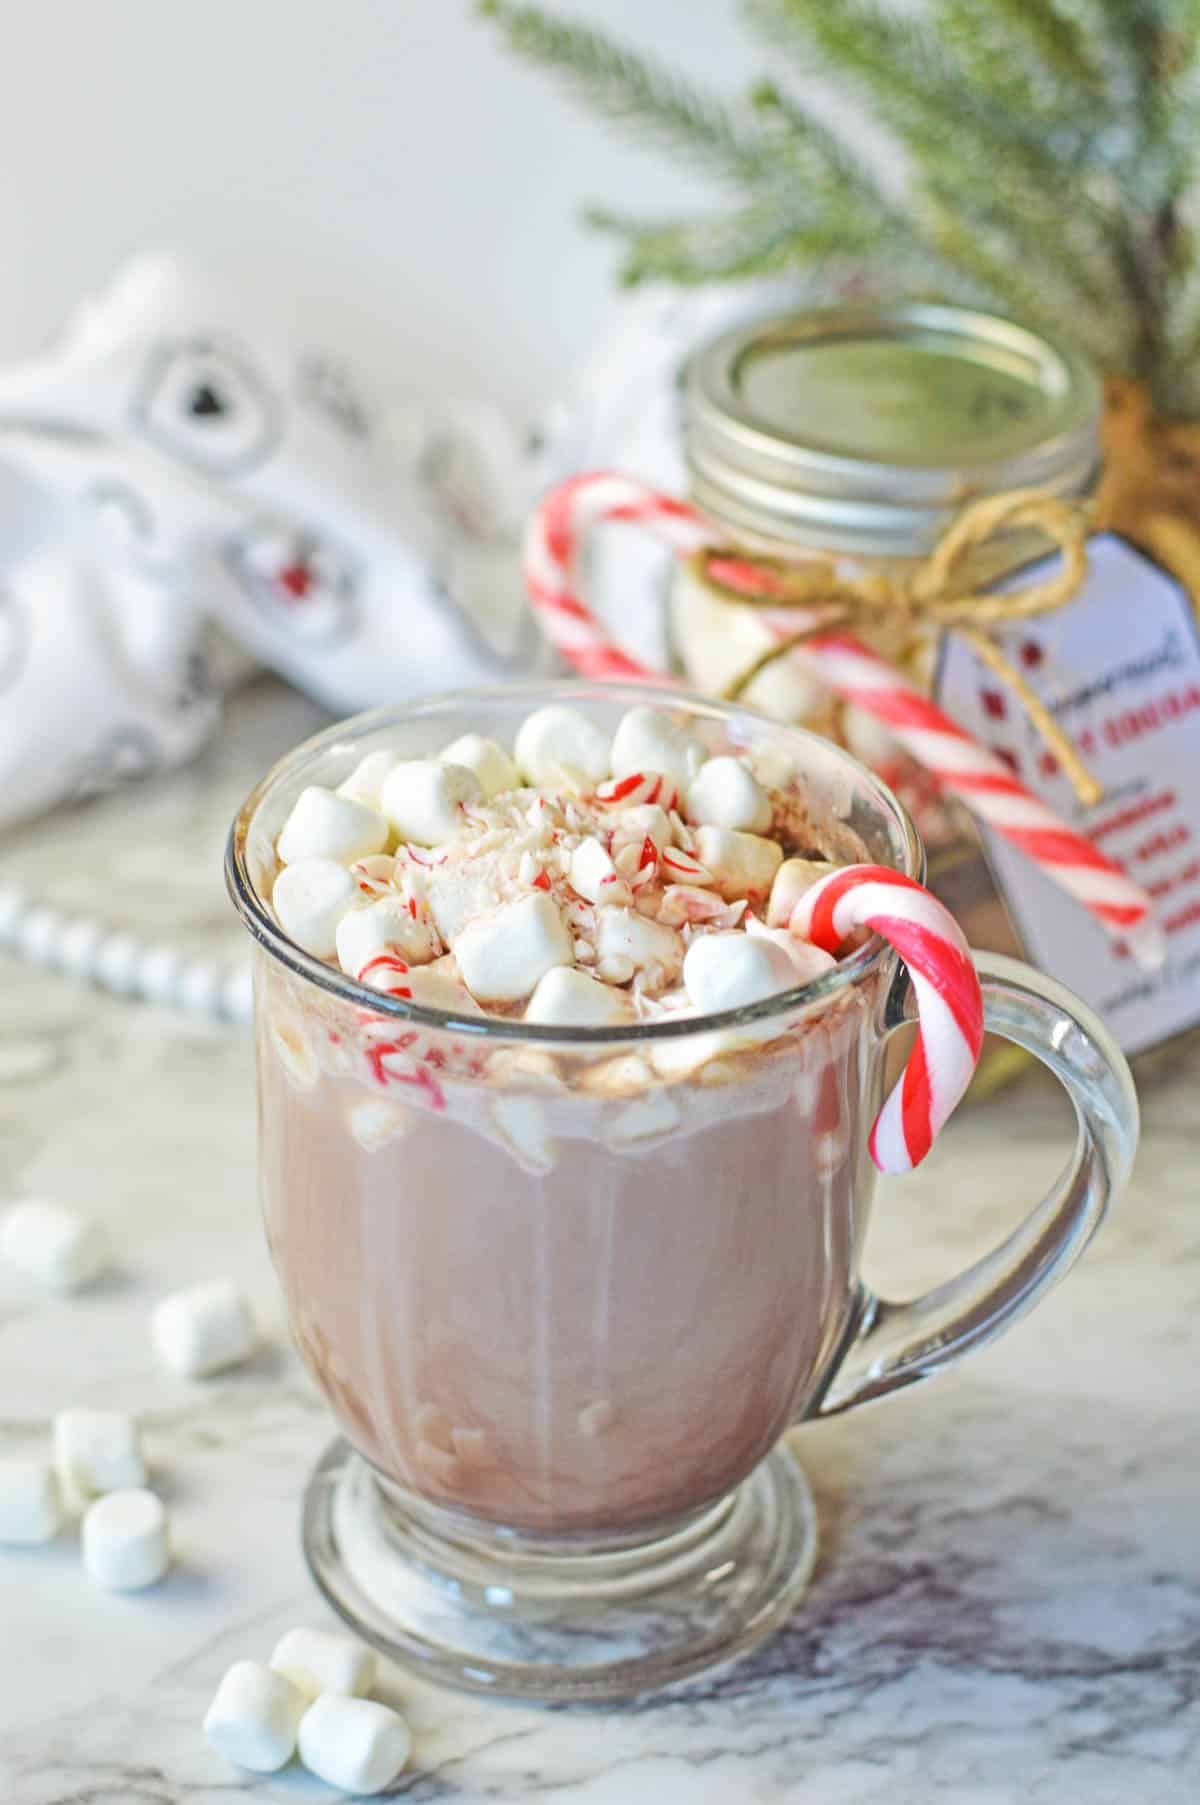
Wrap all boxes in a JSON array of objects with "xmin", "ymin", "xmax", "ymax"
[
  {"xmin": 523, "ymin": 473, "xmax": 1160, "ymax": 962},
  {"xmin": 790, "ymin": 865, "xmax": 984, "ymax": 1174}
]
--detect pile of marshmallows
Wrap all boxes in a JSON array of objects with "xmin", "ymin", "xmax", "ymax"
[
  {"xmin": 1, "ymin": 1199, "xmax": 410, "ymax": 1792},
  {"xmin": 0, "ymin": 1199, "xmax": 257, "ymax": 1588},
  {"xmin": 205, "ymin": 1627, "xmax": 411, "ymax": 1794},
  {"xmin": 270, "ymin": 702, "xmax": 840, "ymax": 1036}
]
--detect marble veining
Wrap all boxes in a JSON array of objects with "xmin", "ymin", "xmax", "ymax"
[{"xmin": 1, "ymin": 678, "xmax": 1197, "ymax": 1803}]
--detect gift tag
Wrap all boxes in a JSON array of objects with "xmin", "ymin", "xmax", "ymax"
[{"xmin": 937, "ymin": 532, "xmax": 1200, "ymax": 1056}]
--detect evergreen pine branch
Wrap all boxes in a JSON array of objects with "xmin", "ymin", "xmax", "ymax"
[
  {"xmin": 477, "ymin": 2, "xmax": 774, "ymax": 190},
  {"xmin": 743, "ymin": 0, "xmax": 1129, "ymax": 312},
  {"xmin": 741, "ymin": 0, "xmax": 1109, "ymax": 195},
  {"xmin": 480, "ymin": 0, "xmax": 1200, "ymax": 404},
  {"xmin": 938, "ymin": 0, "xmax": 1110, "ymax": 99},
  {"xmin": 586, "ymin": 204, "xmax": 856, "ymax": 288}
]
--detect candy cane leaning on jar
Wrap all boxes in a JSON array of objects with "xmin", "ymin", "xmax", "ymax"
[{"xmin": 523, "ymin": 473, "xmax": 1160, "ymax": 962}]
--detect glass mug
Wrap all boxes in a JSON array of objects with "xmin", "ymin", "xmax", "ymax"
[{"xmin": 227, "ymin": 682, "xmax": 1138, "ymax": 1703}]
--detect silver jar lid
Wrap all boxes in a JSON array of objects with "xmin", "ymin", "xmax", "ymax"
[{"xmin": 684, "ymin": 302, "xmax": 1101, "ymax": 557}]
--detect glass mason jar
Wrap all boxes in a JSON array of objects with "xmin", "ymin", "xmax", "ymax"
[
  {"xmin": 227, "ymin": 682, "xmax": 1137, "ymax": 1702},
  {"xmin": 671, "ymin": 302, "xmax": 1103, "ymax": 1089}
]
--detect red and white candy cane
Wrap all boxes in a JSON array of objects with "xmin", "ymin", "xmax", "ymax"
[
  {"xmin": 523, "ymin": 473, "xmax": 1159, "ymax": 959},
  {"xmin": 791, "ymin": 865, "xmax": 984, "ymax": 1174}
]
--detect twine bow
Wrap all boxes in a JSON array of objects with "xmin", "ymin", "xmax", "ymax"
[{"xmin": 690, "ymin": 486, "xmax": 1101, "ymax": 808}]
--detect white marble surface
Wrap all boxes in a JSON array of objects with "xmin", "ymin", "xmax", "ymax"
[{"xmin": 1, "ymin": 678, "xmax": 1197, "ymax": 1804}]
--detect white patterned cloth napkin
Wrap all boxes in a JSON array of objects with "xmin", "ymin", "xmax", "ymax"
[{"xmin": 0, "ymin": 254, "xmax": 545, "ymax": 831}]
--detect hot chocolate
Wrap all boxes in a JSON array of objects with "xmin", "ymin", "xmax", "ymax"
[{"xmin": 253, "ymin": 699, "xmax": 880, "ymax": 1536}]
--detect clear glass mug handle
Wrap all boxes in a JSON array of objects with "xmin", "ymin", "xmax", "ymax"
[{"xmin": 812, "ymin": 952, "xmax": 1140, "ymax": 1417}]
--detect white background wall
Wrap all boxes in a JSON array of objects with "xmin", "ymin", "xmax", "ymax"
[{"xmin": 0, "ymin": 1, "xmax": 763, "ymax": 419}]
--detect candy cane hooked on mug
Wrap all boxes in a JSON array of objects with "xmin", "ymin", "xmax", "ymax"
[
  {"xmin": 523, "ymin": 473, "xmax": 1160, "ymax": 961},
  {"xmin": 790, "ymin": 865, "xmax": 985, "ymax": 1174}
]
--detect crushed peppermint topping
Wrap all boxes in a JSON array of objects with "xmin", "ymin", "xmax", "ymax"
[{"xmin": 268, "ymin": 704, "xmax": 862, "ymax": 1032}]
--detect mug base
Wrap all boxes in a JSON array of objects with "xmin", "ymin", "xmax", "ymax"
[{"xmin": 301, "ymin": 1437, "xmax": 818, "ymax": 1704}]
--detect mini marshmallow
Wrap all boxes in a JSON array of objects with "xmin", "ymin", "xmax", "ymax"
[
  {"xmin": 54, "ymin": 1408, "xmax": 146, "ymax": 1498},
  {"xmin": 767, "ymin": 857, "xmax": 838, "ymax": 928},
  {"xmin": 514, "ymin": 705, "xmax": 611, "ymax": 789},
  {"xmin": 0, "ymin": 1456, "xmax": 62, "ymax": 1544},
  {"xmin": 648, "ymin": 1026, "xmax": 748, "ymax": 1079},
  {"xmin": 270, "ymin": 1015, "xmax": 319, "ymax": 1090},
  {"xmin": 271, "ymin": 858, "xmax": 358, "ymax": 958},
  {"xmin": 594, "ymin": 909, "xmax": 684, "ymax": 986},
  {"xmin": 276, "ymin": 786, "xmax": 388, "ymax": 866},
  {"xmin": 151, "ymin": 1278, "xmax": 258, "ymax": 1378},
  {"xmin": 422, "ymin": 849, "xmax": 508, "ymax": 944},
  {"xmin": 404, "ymin": 965, "xmax": 483, "ymax": 1013},
  {"xmin": 611, "ymin": 705, "xmax": 706, "ymax": 787},
  {"xmin": 525, "ymin": 965, "xmax": 635, "ymax": 1027},
  {"xmin": 454, "ymin": 892, "xmax": 573, "ymax": 1003},
  {"xmin": 297, "ymin": 1694, "xmax": 412, "ymax": 1796},
  {"xmin": 841, "ymin": 703, "xmax": 901, "ymax": 770},
  {"xmin": 491, "ymin": 1092, "xmax": 557, "ymax": 1173},
  {"xmin": 270, "ymin": 1626, "xmax": 376, "ymax": 1701},
  {"xmin": 440, "ymin": 731, "xmax": 519, "ymax": 798},
  {"xmin": 694, "ymin": 826, "xmax": 784, "ymax": 901},
  {"xmin": 380, "ymin": 759, "xmax": 482, "ymax": 846},
  {"xmin": 349, "ymin": 1098, "xmax": 414, "ymax": 1150},
  {"xmin": 685, "ymin": 756, "xmax": 772, "ymax": 833},
  {"xmin": 0, "ymin": 1200, "xmax": 110, "ymax": 1292},
  {"xmin": 683, "ymin": 931, "xmax": 800, "ymax": 1016},
  {"xmin": 609, "ymin": 802, "xmax": 672, "ymax": 856},
  {"xmin": 336, "ymin": 748, "xmax": 399, "ymax": 808},
  {"xmin": 204, "ymin": 1660, "xmax": 308, "ymax": 1774},
  {"xmin": 336, "ymin": 896, "xmax": 441, "ymax": 978},
  {"xmin": 349, "ymin": 853, "xmax": 396, "ymax": 898},
  {"xmin": 82, "ymin": 1488, "xmax": 169, "ymax": 1590},
  {"xmin": 569, "ymin": 838, "xmax": 631, "ymax": 907},
  {"xmin": 745, "ymin": 916, "xmax": 838, "ymax": 983}
]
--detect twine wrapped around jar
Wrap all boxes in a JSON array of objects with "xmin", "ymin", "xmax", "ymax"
[{"xmin": 687, "ymin": 487, "xmax": 1102, "ymax": 807}]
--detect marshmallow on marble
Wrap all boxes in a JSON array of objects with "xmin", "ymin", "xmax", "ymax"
[
  {"xmin": 611, "ymin": 705, "xmax": 706, "ymax": 788},
  {"xmin": 685, "ymin": 756, "xmax": 772, "ymax": 834},
  {"xmin": 593, "ymin": 909, "xmax": 683, "ymax": 987},
  {"xmin": 270, "ymin": 1626, "xmax": 376, "ymax": 1702},
  {"xmin": 514, "ymin": 705, "xmax": 611, "ymax": 789},
  {"xmin": 82, "ymin": 1487, "xmax": 169, "ymax": 1591},
  {"xmin": 298, "ymin": 1695, "xmax": 412, "ymax": 1796},
  {"xmin": 0, "ymin": 1199, "xmax": 110, "ymax": 1292},
  {"xmin": 336, "ymin": 748, "xmax": 399, "ymax": 809},
  {"xmin": 276, "ymin": 787, "xmax": 388, "ymax": 866},
  {"xmin": 569, "ymin": 838, "xmax": 631, "ymax": 907},
  {"xmin": 152, "ymin": 1278, "xmax": 258, "ymax": 1378},
  {"xmin": 525, "ymin": 965, "xmax": 635, "ymax": 1028},
  {"xmin": 271, "ymin": 858, "xmax": 358, "ymax": 958},
  {"xmin": 0, "ymin": 1455, "xmax": 62, "ymax": 1544},
  {"xmin": 454, "ymin": 892, "xmax": 573, "ymax": 1003},
  {"xmin": 440, "ymin": 732, "xmax": 519, "ymax": 799},
  {"xmin": 204, "ymin": 1660, "xmax": 308, "ymax": 1775},
  {"xmin": 54, "ymin": 1408, "xmax": 146, "ymax": 1498},
  {"xmin": 336, "ymin": 896, "xmax": 440, "ymax": 978},
  {"xmin": 767, "ymin": 857, "xmax": 838, "ymax": 928},
  {"xmin": 380, "ymin": 759, "xmax": 481, "ymax": 846},
  {"xmin": 683, "ymin": 931, "xmax": 800, "ymax": 1016},
  {"xmin": 745, "ymin": 916, "xmax": 838, "ymax": 984},
  {"xmin": 694, "ymin": 826, "xmax": 784, "ymax": 902}
]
